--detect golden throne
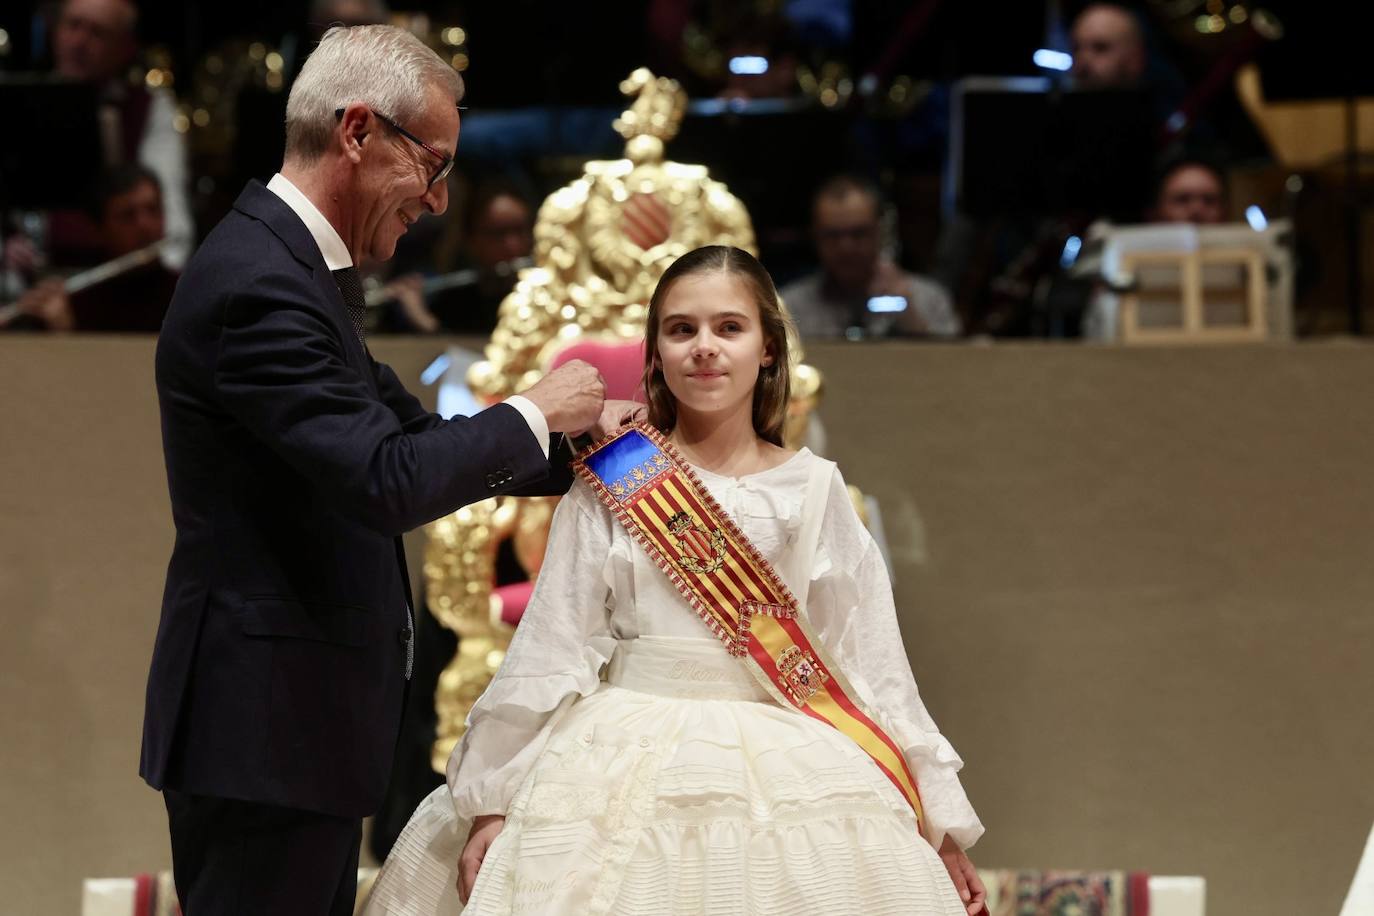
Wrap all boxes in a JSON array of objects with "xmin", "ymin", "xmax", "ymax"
[{"xmin": 422, "ymin": 69, "xmax": 821, "ymax": 772}]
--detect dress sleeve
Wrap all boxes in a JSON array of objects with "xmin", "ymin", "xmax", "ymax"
[
  {"xmin": 805, "ymin": 469, "xmax": 985, "ymax": 851},
  {"xmin": 446, "ymin": 481, "xmax": 617, "ymax": 817}
]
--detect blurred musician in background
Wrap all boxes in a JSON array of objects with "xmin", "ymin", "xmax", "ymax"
[
  {"xmin": 1151, "ymin": 156, "xmax": 1228, "ymax": 225},
  {"xmin": 1070, "ymin": 2, "xmax": 1147, "ymax": 90},
  {"xmin": 781, "ymin": 175, "xmax": 960, "ymax": 340},
  {"xmin": 309, "ymin": 0, "xmax": 390, "ymax": 33},
  {"xmin": 4, "ymin": 164, "xmax": 176, "ymax": 332},
  {"xmin": 378, "ymin": 179, "xmax": 535, "ymax": 335},
  {"xmin": 43, "ymin": 0, "xmax": 192, "ymax": 270}
]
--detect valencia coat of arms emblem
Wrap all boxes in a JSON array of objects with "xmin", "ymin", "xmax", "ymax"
[{"xmin": 666, "ymin": 511, "xmax": 727, "ymax": 574}]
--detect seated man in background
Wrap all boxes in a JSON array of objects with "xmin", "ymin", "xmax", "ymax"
[
  {"xmin": 1151, "ymin": 157, "xmax": 1227, "ymax": 225},
  {"xmin": 4, "ymin": 165, "xmax": 177, "ymax": 332},
  {"xmin": 382, "ymin": 179, "xmax": 535, "ymax": 334},
  {"xmin": 1070, "ymin": 2, "xmax": 1146, "ymax": 90},
  {"xmin": 781, "ymin": 174, "xmax": 960, "ymax": 339}
]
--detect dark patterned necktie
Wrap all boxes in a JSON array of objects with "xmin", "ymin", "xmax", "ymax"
[{"xmin": 331, "ymin": 267, "xmax": 368, "ymax": 347}]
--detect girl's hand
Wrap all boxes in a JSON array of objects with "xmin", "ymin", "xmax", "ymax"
[
  {"xmin": 457, "ymin": 814, "xmax": 506, "ymax": 903},
  {"xmin": 938, "ymin": 834, "xmax": 988, "ymax": 916},
  {"xmin": 592, "ymin": 399, "xmax": 646, "ymax": 440}
]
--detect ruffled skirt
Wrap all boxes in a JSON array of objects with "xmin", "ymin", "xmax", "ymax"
[{"xmin": 364, "ymin": 636, "xmax": 966, "ymax": 916}]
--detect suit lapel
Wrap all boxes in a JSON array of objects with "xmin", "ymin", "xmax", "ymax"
[{"xmin": 232, "ymin": 181, "xmax": 379, "ymax": 396}]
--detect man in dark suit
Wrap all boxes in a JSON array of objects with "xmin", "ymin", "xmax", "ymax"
[{"xmin": 140, "ymin": 24, "xmax": 615, "ymax": 915}]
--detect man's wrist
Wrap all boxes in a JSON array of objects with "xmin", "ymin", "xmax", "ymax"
[{"xmin": 504, "ymin": 395, "xmax": 550, "ymax": 459}]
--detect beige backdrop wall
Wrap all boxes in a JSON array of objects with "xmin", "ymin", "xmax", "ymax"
[{"xmin": 2, "ymin": 337, "xmax": 1371, "ymax": 915}]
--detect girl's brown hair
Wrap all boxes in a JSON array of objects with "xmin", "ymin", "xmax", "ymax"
[{"xmin": 641, "ymin": 246, "xmax": 793, "ymax": 446}]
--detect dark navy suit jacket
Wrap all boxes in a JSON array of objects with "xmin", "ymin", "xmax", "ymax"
[{"xmin": 140, "ymin": 180, "xmax": 573, "ymax": 817}]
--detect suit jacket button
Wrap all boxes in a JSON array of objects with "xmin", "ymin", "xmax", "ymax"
[{"xmin": 485, "ymin": 472, "xmax": 500, "ymax": 488}]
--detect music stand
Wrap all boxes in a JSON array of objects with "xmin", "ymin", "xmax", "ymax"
[
  {"xmin": 1081, "ymin": 221, "xmax": 1296, "ymax": 344},
  {"xmin": 946, "ymin": 77, "xmax": 1157, "ymax": 222},
  {"xmin": 0, "ymin": 76, "xmax": 103, "ymax": 210},
  {"xmin": 671, "ymin": 98, "xmax": 849, "ymax": 281},
  {"xmin": 0, "ymin": 76, "xmax": 103, "ymax": 302}
]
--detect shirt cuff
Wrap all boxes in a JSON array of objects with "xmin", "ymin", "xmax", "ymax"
[{"xmin": 504, "ymin": 395, "xmax": 549, "ymax": 459}]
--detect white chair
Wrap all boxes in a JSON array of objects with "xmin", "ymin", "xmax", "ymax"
[
  {"xmin": 82, "ymin": 869, "xmax": 379, "ymax": 916},
  {"xmin": 1341, "ymin": 822, "xmax": 1374, "ymax": 916},
  {"xmin": 1150, "ymin": 876, "xmax": 1208, "ymax": 916}
]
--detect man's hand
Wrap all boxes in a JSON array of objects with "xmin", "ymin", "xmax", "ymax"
[
  {"xmin": 591, "ymin": 399, "xmax": 646, "ymax": 440},
  {"xmin": 3, "ymin": 233, "xmax": 41, "ymax": 276},
  {"xmin": 385, "ymin": 273, "xmax": 438, "ymax": 333},
  {"xmin": 521, "ymin": 359, "xmax": 605, "ymax": 435},
  {"xmin": 458, "ymin": 814, "xmax": 506, "ymax": 904},
  {"xmin": 938, "ymin": 834, "xmax": 987, "ymax": 916},
  {"xmin": 16, "ymin": 279, "xmax": 74, "ymax": 332}
]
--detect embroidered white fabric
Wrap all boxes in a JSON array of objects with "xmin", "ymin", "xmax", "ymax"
[{"xmin": 364, "ymin": 450, "xmax": 983, "ymax": 915}]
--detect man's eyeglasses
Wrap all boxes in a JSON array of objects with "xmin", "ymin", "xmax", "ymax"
[{"xmin": 335, "ymin": 107, "xmax": 454, "ymax": 189}]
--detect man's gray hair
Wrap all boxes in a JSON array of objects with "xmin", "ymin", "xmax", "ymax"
[{"xmin": 285, "ymin": 25, "xmax": 464, "ymax": 162}]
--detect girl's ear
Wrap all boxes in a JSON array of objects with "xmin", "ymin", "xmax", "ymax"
[{"xmin": 761, "ymin": 341, "xmax": 775, "ymax": 368}]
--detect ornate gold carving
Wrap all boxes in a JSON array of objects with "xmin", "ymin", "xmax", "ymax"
[
  {"xmin": 424, "ymin": 497, "xmax": 505, "ymax": 772},
  {"xmin": 784, "ymin": 362, "xmax": 823, "ymax": 452},
  {"xmin": 423, "ymin": 493, "xmax": 560, "ymax": 771}
]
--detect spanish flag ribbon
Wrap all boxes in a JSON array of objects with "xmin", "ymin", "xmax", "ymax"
[{"xmin": 573, "ymin": 423, "xmax": 926, "ymax": 825}]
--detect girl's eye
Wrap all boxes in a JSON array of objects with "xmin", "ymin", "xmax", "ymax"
[
  {"xmin": 669, "ymin": 323, "xmax": 692, "ymax": 335},
  {"xmin": 720, "ymin": 322, "xmax": 741, "ymax": 333}
]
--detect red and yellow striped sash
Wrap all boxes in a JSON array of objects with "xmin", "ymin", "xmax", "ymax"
[{"xmin": 573, "ymin": 424, "xmax": 926, "ymax": 825}]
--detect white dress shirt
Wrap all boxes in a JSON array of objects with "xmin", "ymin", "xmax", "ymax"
[{"xmin": 264, "ymin": 173, "xmax": 549, "ymax": 455}]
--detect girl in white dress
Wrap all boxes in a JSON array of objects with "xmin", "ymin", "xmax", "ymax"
[{"xmin": 365, "ymin": 246, "xmax": 986, "ymax": 916}]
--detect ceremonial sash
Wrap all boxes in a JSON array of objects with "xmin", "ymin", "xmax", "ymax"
[{"xmin": 573, "ymin": 423, "xmax": 927, "ymax": 825}]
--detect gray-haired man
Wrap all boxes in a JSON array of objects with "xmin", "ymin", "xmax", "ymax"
[{"xmin": 140, "ymin": 25, "xmax": 618, "ymax": 914}]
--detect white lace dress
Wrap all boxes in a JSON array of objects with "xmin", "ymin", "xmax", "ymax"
[{"xmin": 364, "ymin": 450, "xmax": 983, "ymax": 916}]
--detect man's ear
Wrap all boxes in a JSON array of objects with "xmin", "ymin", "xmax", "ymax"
[{"xmin": 338, "ymin": 103, "xmax": 371, "ymax": 163}]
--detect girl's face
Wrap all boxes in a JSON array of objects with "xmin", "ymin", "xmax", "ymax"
[{"xmin": 654, "ymin": 271, "xmax": 775, "ymax": 422}]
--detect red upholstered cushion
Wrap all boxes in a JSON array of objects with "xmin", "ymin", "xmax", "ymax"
[
  {"xmin": 493, "ymin": 581, "xmax": 535, "ymax": 627},
  {"xmin": 548, "ymin": 338, "xmax": 647, "ymax": 403}
]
